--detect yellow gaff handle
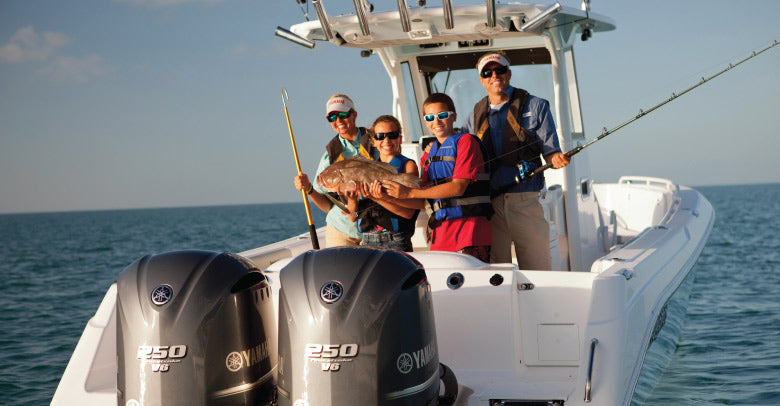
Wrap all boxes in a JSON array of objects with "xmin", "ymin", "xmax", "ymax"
[{"xmin": 282, "ymin": 88, "xmax": 320, "ymax": 249}]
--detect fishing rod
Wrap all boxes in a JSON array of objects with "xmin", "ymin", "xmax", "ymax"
[
  {"xmin": 282, "ymin": 88, "xmax": 320, "ymax": 250},
  {"xmin": 515, "ymin": 39, "xmax": 780, "ymax": 183}
]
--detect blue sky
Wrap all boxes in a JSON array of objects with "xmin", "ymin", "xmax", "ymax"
[{"xmin": 1, "ymin": 0, "xmax": 778, "ymax": 214}]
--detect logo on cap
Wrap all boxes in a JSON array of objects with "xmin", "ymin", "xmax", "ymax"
[{"xmin": 477, "ymin": 53, "xmax": 509, "ymax": 74}]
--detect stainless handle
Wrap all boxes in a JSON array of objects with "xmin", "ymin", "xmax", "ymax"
[{"xmin": 585, "ymin": 338, "xmax": 598, "ymax": 402}]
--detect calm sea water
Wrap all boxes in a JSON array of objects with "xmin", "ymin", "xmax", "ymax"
[{"xmin": 1, "ymin": 184, "xmax": 778, "ymax": 405}]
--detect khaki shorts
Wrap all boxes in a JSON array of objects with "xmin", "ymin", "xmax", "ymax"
[{"xmin": 325, "ymin": 224, "xmax": 362, "ymax": 248}]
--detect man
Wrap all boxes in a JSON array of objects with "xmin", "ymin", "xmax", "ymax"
[
  {"xmin": 383, "ymin": 93, "xmax": 492, "ymax": 262},
  {"xmin": 462, "ymin": 51, "xmax": 570, "ymax": 269},
  {"xmin": 293, "ymin": 94, "xmax": 375, "ymax": 247}
]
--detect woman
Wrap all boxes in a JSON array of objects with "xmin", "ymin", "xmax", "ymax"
[{"xmin": 345, "ymin": 115, "xmax": 423, "ymax": 251}]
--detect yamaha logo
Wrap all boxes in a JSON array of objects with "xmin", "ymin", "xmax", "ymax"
[
  {"xmin": 320, "ymin": 281, "xmax": 343, "ymax": 303},
  {"xmin": 225, "ymin": 351, "xmax": 243, "ymax": 372},
  {"xmin": 396, "ymin": 353, "xmax": 413, "ymax": 374},
  {"xmin": 151, "ymin": 284, "xmax": 173, "ymax": 306}
]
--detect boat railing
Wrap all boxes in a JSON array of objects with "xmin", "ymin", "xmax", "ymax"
[{"xmin": 618, "ymin": 176, "xmax": 678, "ymax": 193}]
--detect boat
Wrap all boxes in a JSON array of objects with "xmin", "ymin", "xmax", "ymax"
[{"xmin": 52, "ymin": 1, "xmax": 715, "ymax": 405}]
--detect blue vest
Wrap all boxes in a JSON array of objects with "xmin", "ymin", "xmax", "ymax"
[
  {"xmin": 356, "ymin": 154, "xmax": 418, "ymax": 233},
  {"xmin": 425, "ymin": 133, "xmax": 492, "ymax": 227}
]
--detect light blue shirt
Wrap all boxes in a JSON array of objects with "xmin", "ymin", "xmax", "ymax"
[
  {"xmin": 313, "ymin": 128, "xmax": 366, "ymax": 239},
  {"xmin": 462, "ymin": 86, "xmax": 561, "ymax": 192}
]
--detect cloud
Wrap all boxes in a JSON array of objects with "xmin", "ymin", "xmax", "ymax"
[
  {"xmin": 1, "ymin": 26, "xmax": 108, "ymax": 83},
  {"xmin": 38, "ymin": 54, "xmax": 109, "ymax": 84},
  {"xmin": 117, "ymin": 0, "xmax": 222, "ymax": 6},
  {"xmin": 0, "ymin": 26, "xmax": 67, "ymax": 63}
]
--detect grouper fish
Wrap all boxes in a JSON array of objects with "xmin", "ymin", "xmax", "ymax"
[{"xmin": 316, "ymin": 156, "xmax": 420, "ymax": 194}]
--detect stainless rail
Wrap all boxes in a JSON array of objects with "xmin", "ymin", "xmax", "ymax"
[
  {"xmin": 396, "ymin": 0, "xmax": 411, "ymax": 32},
  {"xmin": 585, "ymin": 338, "xmax": 598, "ymax": 402},
  {"xmin": 486, "ymin": 0, "xmax": 496, "ymax": 28},
  {"xmin": 442, "ymin": 0, "xmax": 454, "ymax": 29},
  {"xmin": 353, "ymin": 0, "xmax": 371, "ymax": 36},
  {"xmin": 312, "ymin": 0, "xmax": 335, "ymax": 41}
]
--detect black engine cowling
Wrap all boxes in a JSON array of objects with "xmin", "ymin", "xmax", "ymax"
[
  {"xmin": 116, "ymin": 250, "xmax": 277, "ymax": 405},
  {"xmin": 276, "ymin": 247, "xmax": 457, "ymax": 405}
]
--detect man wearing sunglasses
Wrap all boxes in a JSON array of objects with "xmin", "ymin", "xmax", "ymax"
[
  {"xmin": 293, "ymin": 94, "xmax": 376, "ymax": 247},
  {"xmin": 462, "ymin": 51, "xmax": 570, "ymax": 269}
]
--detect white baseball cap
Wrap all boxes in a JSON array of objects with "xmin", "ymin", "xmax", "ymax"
[
  {"xmin": 477, "ymin": 53, "xmax": 509, "ymax": 74},
  {"xmin": 325, "ymin": 95, "xmax": 355, "ymax": 114}
]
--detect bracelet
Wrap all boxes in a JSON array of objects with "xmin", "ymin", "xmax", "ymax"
[{"xmin": 305, "ymin": 184, "xmax": 314, "ymax": 195}]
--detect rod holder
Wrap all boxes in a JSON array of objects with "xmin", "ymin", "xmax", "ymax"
[
  {"xmin": 520, "ymin": 2, "xmax": 562, "ymax": 32},
  {"xmin": 397, "ymin": 0, "xmax": 411, "ymax": 32},
  {"xmin": 353, "ymin": 0, "xmax": 371, "ymax": 36},
  {"xmin": 274, "ymin": 26, "xmax": 315, "ymax": 49},
  {"xmin": 443, "ymin": 0, "xmax": 454, "ymax": 29},
  {"xmin": 486, "ymin": 0, "xmax": 497, "ymax": 28},
  {"xmin": 312, "ymin": 0, "xmax": 335, "ymax": 41}
]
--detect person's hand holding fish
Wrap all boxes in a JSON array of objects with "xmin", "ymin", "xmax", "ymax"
[
  {"xmin": 342, "ymin": 188, "xmax": 360, "ymax": 218},
  {"xmin": 364, "ymin": 180, "xmax": 386, "ymax": 200},
  {"xmin": 381, "ymin": 179, "xmax": 412, "ymax": 199},
  {"xmin": 354, "ymin": 181, "xmax": 372, "ymax": 199}
]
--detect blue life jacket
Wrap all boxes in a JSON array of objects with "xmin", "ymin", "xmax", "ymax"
[
  {"xmin": 356, "ymin": 154, "xmax": 419, "ymax": 233},
  {"xmin": 425, "ymin": 133, "xmax": 493, "ymax": 228}
]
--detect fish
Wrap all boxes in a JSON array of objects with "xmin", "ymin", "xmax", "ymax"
[{"xmin": 316, "ymin": 156, "xmax": 420, "ymax": 194}]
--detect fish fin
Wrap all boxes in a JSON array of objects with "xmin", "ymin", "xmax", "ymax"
[
  {"xmin": 344, "ymin": 180, "xmax": 358, "ymax": 192},
  {"xmin": 396, "ymin": 173, "xmax": 421, "ymax": 189}
]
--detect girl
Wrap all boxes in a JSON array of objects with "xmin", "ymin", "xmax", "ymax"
[{"xmin": 346, "ymin": 115, "xmax": 423, "ymax": 251}]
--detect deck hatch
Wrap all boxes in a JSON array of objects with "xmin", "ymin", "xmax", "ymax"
[{"xmin": 538, "ymin": 323, "xmax": 580, "ymax": 361}]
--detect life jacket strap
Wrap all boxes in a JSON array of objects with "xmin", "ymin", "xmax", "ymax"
[{"xmin": 431, "ymin": 196, "xmax": 491, "ymax": 212}]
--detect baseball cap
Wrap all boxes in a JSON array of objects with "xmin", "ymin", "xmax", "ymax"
[
  {"xmin": 477, "ymin": 53, "xmax": 509, "ymax": 74},
  {"xmin": 325, "ymin": 95, "xmax": 355, "ymax": 114}
]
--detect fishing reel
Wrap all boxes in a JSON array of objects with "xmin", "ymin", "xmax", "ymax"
[{"xmin": 514, "ymin": 160, "xmax": 536, "ymax": 184}]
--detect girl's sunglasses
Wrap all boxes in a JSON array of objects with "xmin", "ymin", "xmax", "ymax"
[
  {"xmin": 374, "ymin": 131, "xmax": 400, "ymax": 140},
  {"xmin": 326, "ymin": 111, "xmax": 352, "ymax": 122},
  {"xmin": 480, "ymin": 65, "xmax": 509, "ymax": 78},
  {"xmin": 423, "ymin": 111, "xmax": 454, "ymax": 122}
]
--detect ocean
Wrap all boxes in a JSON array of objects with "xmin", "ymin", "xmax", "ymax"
[{"xmin": 1, "ymin": 184, "xmax": 778, "ymax": 405}]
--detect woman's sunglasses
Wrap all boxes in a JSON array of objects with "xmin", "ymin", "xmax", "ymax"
[
  {"xmin": 423, "ymin": 111, "xmax": 454, "ymax": 122},
  {"xmin": 480, "ymin": 65, "xmax": 509, "ymax": 78},
  {"xmin": 326, "ymin": 111, "xmax": 352, "ymax": 122},
  {"xmin": 374, "ymin": 131, "xmax": 400, "ymax": 140}
]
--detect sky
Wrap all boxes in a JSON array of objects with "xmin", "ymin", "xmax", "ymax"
[{"xmin": 1, "ymin": 0, "xmax": 778, "ymax": 214}]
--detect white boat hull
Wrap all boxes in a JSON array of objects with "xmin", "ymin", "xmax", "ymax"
[{"xmin": 53, "ymin": 178, "xmax": 713, "ymax": 405}]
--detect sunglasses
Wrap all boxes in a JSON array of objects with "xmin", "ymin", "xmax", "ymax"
[
  {"xmin": 374, "ymin": 131, "xmax": 400, "ymax": 140},
  {"xmin": 480, "ymin": 65, "xmax": 509, "ymax": 78},
  {"xmin": 326, "ymin": 111, "xmax": 352, "ymax": 123},
  {"xmin": 423, "ymin": 111, "xmax": 454, "ymax": 122}
]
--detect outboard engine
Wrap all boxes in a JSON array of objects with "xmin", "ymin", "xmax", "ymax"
[
  {"xmin": 276, "ymin": 247, "xmax": 457, "ymax": 405},
  {"xmin": 116, "ymin": 250, "xmax": 277, "ymax": 405}
]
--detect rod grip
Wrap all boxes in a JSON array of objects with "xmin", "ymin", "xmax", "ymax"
[{"xmin": 308, "ymin": 224, "xmax": 320, "ymax": 250}]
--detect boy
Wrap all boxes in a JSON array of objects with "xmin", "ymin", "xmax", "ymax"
[{"xmin": 383, "ymin": 93, "xmax": 492, "ymax": 261}]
